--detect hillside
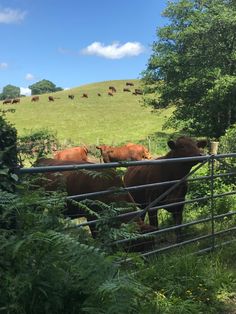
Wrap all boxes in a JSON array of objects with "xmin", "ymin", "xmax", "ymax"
[{"xmin": 1, "ymin": 79, "xmax": 174, "ymax": 151}]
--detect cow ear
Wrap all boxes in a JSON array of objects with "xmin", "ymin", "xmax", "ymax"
[
  {"xmin": 168, "ymin": 140, "xmax": 176, "ymax": 150},
  {"xmin": 197, "ymin": 140, "xmax": 207, "ymax": 148}
]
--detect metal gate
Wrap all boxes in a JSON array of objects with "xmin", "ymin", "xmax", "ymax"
[{"xmin": 17, "ymin": 153, "xmax": 236, "ymax": 257}]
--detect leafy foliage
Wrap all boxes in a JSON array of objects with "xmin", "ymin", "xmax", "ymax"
[
  {"xmin": 17, "ymin": 129, "xmax": 59, "ymax": 166},
  {"xmin": 142, "ymin": 0, "xmax": 236, "ymax": 138},
  {"xmin": 219, "ymin": 123, "xmax": 236, "ymax": 154},
  {"xmin": 29, "ymin": 79, "xmax": 63, "ymax": 95},
  {"xmin": 0, "ymin": 187, "xmax": 151, "ymax": 314},
  {"xmin": 0, "ymin": 112, "xmax": 18, "ymax": 192},
  {"xmin": 0, "ymin": 84, "xmax": 20, "ymax": 100}
]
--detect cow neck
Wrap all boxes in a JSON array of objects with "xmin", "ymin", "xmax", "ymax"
[{"xmin": 158, "ymin": 151, "xmax": 195, "ymax": 177}]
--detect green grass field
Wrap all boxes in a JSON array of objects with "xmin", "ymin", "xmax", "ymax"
[{"xmin": 1, "ymin": 79, "xmax": 174, "ymax": 154}]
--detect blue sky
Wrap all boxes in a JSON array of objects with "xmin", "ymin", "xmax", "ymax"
[{"xmin": 0, "ymin": 0, "xmax": 168, "ymax": 95}]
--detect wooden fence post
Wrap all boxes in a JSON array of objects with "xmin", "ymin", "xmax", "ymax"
[{"xmin": 210, "ymin": 141, "xmax": 219, "ymax": 155}]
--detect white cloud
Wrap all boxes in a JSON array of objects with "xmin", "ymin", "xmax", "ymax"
[
  {"xmin": 25, "ymin": 73, "xmax": 34, "ymax": 81},
  {"xmin": 20, "ymin": 87, "xmax": 31, "ymax": 96},
  {"xmin": 0, "ymin": 8, "xmax": 27, "ymax": 24},
  {"xmin": 0, "ymin": 62, "xmax": 8, "ymax": 69},
  {"xmin": 81, "ymin": 41, "xmax": 145, "ymax": 59}
]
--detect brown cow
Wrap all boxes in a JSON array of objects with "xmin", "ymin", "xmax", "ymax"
[
  {"xmin": 134, "ymin": 89, "xmax": 143, "ymax": 95},
  {"xmin": 3, "ymin": 99, "xmax": 12, "ymax": 104},
  {"xmin": 126, "ymin": 82, "xmax": 134, "ymax": 86},
  {"xmin": 31, "ymin": 96, "xmax": 39, "ymax": 102},
  {"xmin": 109, "ymin": 86, "xmax": 116, "ymax": 92},
  {"xmin": 34, "ymin": 158, "xmax": 155, "ymax": 241},
  {"xmin": 108, "ymin": 92, "xmax": 113, "ymax": 96},
  {"xmin": 96, "ymin": 144, "xmax": 152, "ymax": 163},
  {"xmin": 68, "ymin": 94, "xmax": 75, "ymax": 99},
  {"xmin": 12, "ymin": 98, "xmax": 20, "ymax": 104},
  {"xmin": 54, "ymin": 146, "xmax": 88, "ymax": 162},
  {"xmin": 124, "ymin": 136, "xmax": 207, "ymax": 241},
  {"xmin": 125, "ymin": 143, "xmax": 152, "ymax": 159},
  {"xmin": 123, "ymin": 88, "xmax": 131, "ymax": 92},
  {"xmin": 82, "ymin": 93, "xmax": 88, "ymax": 98},
  {"xmin": 48, "ymin": 96, "xmax": 54, "ymax": 101}
]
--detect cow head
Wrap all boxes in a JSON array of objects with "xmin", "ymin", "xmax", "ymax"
[
  {"xmin": 143, "ymin": 150, "xmax": 152, "ymax": 159},
  {"xmin": 167, "ymin": 137, "xmax": 207, "ymax": 159},
  {"xmin": 96, "ymin": 145, "xmax": 111, "ymax": 152},
  {"xmin": 96, "ymin": 145, "xmax": 112, "ymax": 163}
]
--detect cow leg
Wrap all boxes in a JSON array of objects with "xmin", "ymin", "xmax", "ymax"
[
  {"xmin": 140, "ymin": 210, "xmax": 146, "ymax": 222},
  {"xmin": 172, "ymin": 207, "xmax": 183, "ymax": 243},
  {"xmin": 148, "ymin": 209, "xmax": 158, "ymax": 228}
]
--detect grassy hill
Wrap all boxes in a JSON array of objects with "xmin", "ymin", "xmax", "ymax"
[{"xmin": 1, "ymin": 79, "xmax": 174, "ymax": 153}]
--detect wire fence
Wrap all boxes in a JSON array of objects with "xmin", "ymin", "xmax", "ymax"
[{"xmin": 17, "ymin": 153, "xmax": 236, "ymax": 257}]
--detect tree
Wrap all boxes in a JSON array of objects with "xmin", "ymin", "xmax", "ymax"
[
  {"xmin": 142, "ymin": 0, "xmax": 236, "ymax": 139},
  {"xmin": 1, "ymin": 85, "xmax": 20, "ymax": 100},
  {"xmin": 29, "ymin": 79, "xmax": 62, "ymax": 95}
]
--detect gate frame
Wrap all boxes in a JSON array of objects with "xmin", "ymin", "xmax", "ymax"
[{"xmin": 16, "ymin": 153, "xmax": 236, "ymax": 256}]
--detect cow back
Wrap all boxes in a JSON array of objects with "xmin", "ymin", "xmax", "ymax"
[{"xmin": 54, "ymin": 146, "xmax": 88, "ymax": 162}]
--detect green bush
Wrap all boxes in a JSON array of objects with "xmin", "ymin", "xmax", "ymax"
[
  {"xmin": 0, "ymin": 111, "xmax": 17, "ymax": 192},
  {"xmin": 17, "ymin": 129, "xmax": 59, "ymax": 166},
  {"xmin": 0, "ymin": 188, "xmax": 151, "ymax": 314},
  {"xmin": 219, "ymin": 123, "xmax": 236, "ymax": 154},
  {"xmin": 187, "ymin": 164, "xmax": 236, "ymax": 218}
]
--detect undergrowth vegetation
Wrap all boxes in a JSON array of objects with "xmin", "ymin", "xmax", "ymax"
[{"xmin": 1, "ymin": 186, "xmax": 236, "ymax": 314}]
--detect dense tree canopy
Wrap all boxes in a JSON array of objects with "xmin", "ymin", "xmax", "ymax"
[
  {"xmin": 142, "ymin": 0, "xmax": 236, "ymax": 138},
  {"xmin": 0, "ymin": 85, "xmax": 20, "ymax": 100},
  {"xmin": 29, "ymin": 79, "xmax": 63, "ymax": 95}
]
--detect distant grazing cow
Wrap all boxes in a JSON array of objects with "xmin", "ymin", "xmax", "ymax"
[
  {"xmin": 123, "ymin": 88, "xmax": 131, "ymax": 92},
  {"xmin": 109, "ymin": 86, "xmax": 116, "ymax": 92},
  {"xmin": 126, "ymin": 82, "xmax": 134, "ymax": 86},
  {"xmin": 96, "ymin": 143, "xmax": 152, "ymax": 163},
  {"xmin": 34, "ymin": 158, "xmax": 155, "ymax": 240},
  {"xmin": 68, "ymin": 94, "xmax": 75, "ymax": 100},
  {"xmin": 108, "ymin": 92, "xmax": 113, "ymax": 96},
  {"xmin": 124, "ymin": 136, "xmax": 207, "ymax": 241},
  {"xmin": 54, "ymin": 146, "xmax": 88, "ymax": 162},
  {"xmin": 48, "ymin": 96, "xmax": 54, "ymax": 101},
  {"xmin": 82, "ymin": 93, "xmax": 88, "ymax": 98},
  {"xmin": 97, "ymin": 93, "xmax": 101, "ymax": 96},
  {"xmin": 134, "ymin": 89, "xmax": 143, "ymax": 95},
  {"xmin": 3, "ymin": 99, "xmax": 12, "ymax": 104},
  {"xmin": 12, "ymin": 98, "xmax": 20, "ymax": 104},
  {"xmin": 31, "ymin": 96, "xmax": 39, "ymax": 102}
]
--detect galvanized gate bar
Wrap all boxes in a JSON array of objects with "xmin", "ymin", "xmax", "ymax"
[
  {"xmin": 113, "ymin": 210, "xmax": 236, "ymax": 244},
  {"xmin": 66, "ymin": 171, "xmax": 236, "ymax": 201},
  {"xmin": 16, "ymin": 153, "xmax": 236, "ymax": 175},
  {"xmin": 140, "ymin": 227, "xmax": 236, "ymax": 257},
  {"xmin": 72, "ymin": 193, "xmax": 236, "ymax": 228},
  {"xmin": 16, "ymin": 155, "xmax": 211, "ymax": 174}
]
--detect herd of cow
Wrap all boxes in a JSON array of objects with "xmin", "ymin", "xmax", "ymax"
[
  {"xmin": 36, "ymin": 136, "xmax": 207, "ymax": 246},
  {"xmin": 1, "ymin": 82, "xmax": 142, "ymax": 105},
  {"xmin": 64, "ymin": 82, "xmax": 143, "ymax": 99},
  {"xmin": 3, "ymin": 98, "xmax": 21, "ymax": 104}
]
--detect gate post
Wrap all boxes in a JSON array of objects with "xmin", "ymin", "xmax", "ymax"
[{"xmin": 210, "ymin": 155, "xmax": 215, "ymax": 250}]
